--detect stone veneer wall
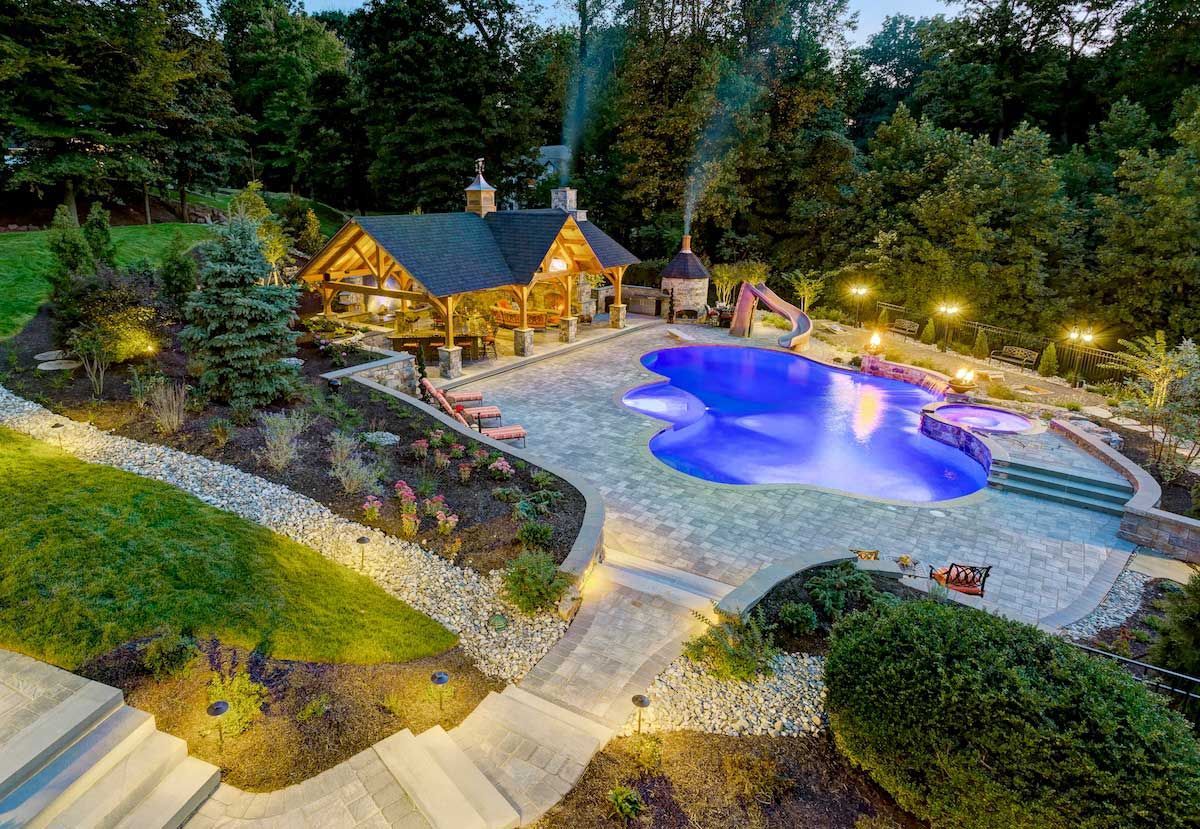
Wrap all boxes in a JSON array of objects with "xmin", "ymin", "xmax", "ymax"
[
  {"xmin": 352, "ymin": 354, "xmax": 417, "ymax": 396},
  {"xmin": 859, "ymin": 354, "xmax": 951, "ymax": 397},
  {"xmin": 1051, "ymin": 419, "xmax": 1200, "ymax": 562},
  {"xmin": 919, "ymin": 412, "xmax": 993, "ymax": 474},
  {"xmin": 660, "ymin": 277, "xmax": 709, "ymax": 317}
]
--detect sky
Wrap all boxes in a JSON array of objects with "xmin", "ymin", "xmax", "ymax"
[{"xmin": 302, "ymin": 0, "xmax": 955, "ymax": 45}]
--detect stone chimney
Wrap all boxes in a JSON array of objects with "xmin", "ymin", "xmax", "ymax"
[
  {"xmin": 465, "ymin": 158, "xmax": 496, "ymax": 216},
  {"xmin": 551, "ymin": 187, "xmax": 587, "ymax": 222}
]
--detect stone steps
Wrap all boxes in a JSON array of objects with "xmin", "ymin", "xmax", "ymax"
[
  {"xmin": 375, "ymin": 728, "xmax": 489, "ymax": 829},
  {"xmin": 989, "ymin": 459, "xmax": 1131, "ymax": 516},
  {"xmin": 416, "ymin": 726, "xmax": 519, "ymax": 829},
  {"xmin": 0, "ymin": 662, "xmax": 217, "ymax": 829}
]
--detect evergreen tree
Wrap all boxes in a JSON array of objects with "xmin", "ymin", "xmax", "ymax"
[
  {"xmin": 920, "ymin": 318, "xmax": 937, "ymax": 345},
  {"xmin": 82, "ymin": 203, "xmax": 116, "ymax": 267},
  {"xmin": 973, "ymin": 329, "xmax": 990, "ymax": 360},
  {"xmin": 179, "ymin": 218, "xmax": 298, "ymax": 407},
  {"xmin": 159, "ymin": 230, "xmax": 199, "ymax": 311},
  {"xmin": 1038, "ymin": 342, "xmax": 1059, "ymax": 376},
  {"xmin": 46, "ymin": 205, "xmax": 95, "ymax": 297},
  {"xmin": 297, "ymin": 209, "xmax": 324, "ymax": 255}
]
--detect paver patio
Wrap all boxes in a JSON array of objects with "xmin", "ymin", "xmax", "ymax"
[{"xmin": 456, "ymin": 321, "xmax": 1136, "ymax": 626}]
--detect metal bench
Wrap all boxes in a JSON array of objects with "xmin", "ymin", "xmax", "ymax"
[
  {"xmin": 989, "ymin": 345, "xmax": 1039, "ymax": 370},
  {"xmin": 888, "ymin": 319, "xmax": 921, "ymax": 339},
  {"xmin": 930, "ymin": 563, "xmax": 992, "ymax": 597}
]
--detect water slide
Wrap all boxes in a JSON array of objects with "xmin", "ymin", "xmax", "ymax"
[{"xmin": 728, "ymin": 282, "xmax": 812, "ymax": 351}]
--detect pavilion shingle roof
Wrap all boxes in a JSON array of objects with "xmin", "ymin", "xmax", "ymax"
[
  {"xmin": 660, "ymin": 249, "xmax": 710, "ymax": 280},
  {"xmin": 349, "ymin": 209, "xmax": 639, "ymax": 297}
]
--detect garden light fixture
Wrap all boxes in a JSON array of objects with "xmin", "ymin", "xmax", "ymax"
[
  {"xmin": 207, "ymin": 700, "xmax": 229, "ymax": 753},
  {"xmin": 431, "ymin": 671, "xmax": 450, "ymax": 712},
  {"xmin": 632, "ymin": 694, "xmax": 651, "ymax": 735},
  {"xmin": 936, "ymin": 304, "xmax": 961, "ymax": 351},
  {"xmin": 849, "ymin": 285, "xmax": 869, "ymax": 327},
  {"xmin": 357, "ymin": 535, "xmax": 370, "ymax": 570},
  {"xmin": 866, "ymin": 331, "xmax": 883, "ymax": 355}
]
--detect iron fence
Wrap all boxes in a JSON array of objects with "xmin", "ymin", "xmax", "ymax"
[
  {"xmin": 873, "ymin": 302, "xmax": 1128, "ymax": 385},
  {"xmin": 1071, "ymin": 642, "xmax": 1200, "ymax": 728}
]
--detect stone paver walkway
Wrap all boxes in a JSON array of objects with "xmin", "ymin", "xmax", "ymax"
[{"xmin": 457, "ymin": 323, "xmax": 1135, "ymax": 626}]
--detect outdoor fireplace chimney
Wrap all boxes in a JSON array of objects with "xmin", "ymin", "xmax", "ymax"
[
  {"xmin": 551, "ymin": 187, "xmax": 587, "ymax": 222},
  {"xmin": 659, "ymin": 233, "xmax": 711, "ymax": 319}
]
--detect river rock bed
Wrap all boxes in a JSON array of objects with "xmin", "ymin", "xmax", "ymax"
[
  {"xmin": 622, "ymin": 653, "xmax": 826, "ymax": 738},
  {"xmin": 0, "ymin": 384, "xmax": 565, "ymax": 680},
  {"xmin": 1063, "ymin": 568, "xmax": 1153, "ymax": 639}
]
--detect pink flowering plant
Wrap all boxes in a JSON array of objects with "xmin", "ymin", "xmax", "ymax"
[
  {"xmin": 410, "ymin": 439, "xmax": 429, "ymax": 460},
  {"xmin": 423, "ymin": 494, "xmax": 447, "ymax": 517},
  {"xmin": 433, "ymin": 450, "xmax": 451, "ymax": 471},
  {"xmin": 458, "ymin": 462, "xmax": 473, "ymax": 483},
  {"xmin": 362, "ymin": 495, "xmax": 383, "ymax": 522},
  {"xmin": 393, "ymin": 480, "xmax": 417, "ymax": 515},
  {"xmin": 449, "ymin": 443, "xmax": 466, "ymax": 459},
  {"xmin": 471, "ymin": 447, "xmax": 490, "ymax": 466},
  {"xmin": 427, "ymin": 429, "xmax": 446, "ymax": 448},
  {"xmin": 489, "ymin": 458, "xmax": 515, "ymax": 481},
  {"xmin": 435, "ymin": 511, "xmax": 459, "ymax": 536}
]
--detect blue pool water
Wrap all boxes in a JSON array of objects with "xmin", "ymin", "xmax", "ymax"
[{"xmin": 622, "ymin": 346, "xmax": 989, "ymax": 501}]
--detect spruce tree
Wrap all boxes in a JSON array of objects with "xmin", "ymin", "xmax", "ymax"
[
  {"xmin": 180, "ymin": 218, "xmax": 298, "ymax": 407},
  {"xmin": 46, "ymin": 205, "xmax": 95, "ymax": 299},
  {"xmin": 82, "ymin": 202, "xmax": 116, "ymax": 266},
  {"xmin": 920, "ymin": 319, "xmax": 937, "ymax": 345},
  {"xmin": 973, "ymin": 330, "xmax": 990, "ymax": 360},
  {"xmin": 298, "ymin": 209, "xmax": 324, "ymax": 255}
]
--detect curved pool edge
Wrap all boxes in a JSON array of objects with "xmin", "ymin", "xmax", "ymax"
[{"xmin": 612, "ymin": 352, "xmax": 995, "ymax": 510}]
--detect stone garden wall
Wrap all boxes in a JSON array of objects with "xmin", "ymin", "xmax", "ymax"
[
  {"xmin": 859, "ymin": 354, "xmax": 950, "ymax": 397},
  {"xmin": 919, "ymin": 406, "xmax": 994, "ymax": 473}
]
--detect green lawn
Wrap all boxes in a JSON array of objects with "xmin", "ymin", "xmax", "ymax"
[
  {"xmin": 0, "ymin": 223, "xmax": 214, "ymax": 339},
  {"xmin": 0, "ymin": 427, "xmax": 457, "ymax": 670},
  {"xmin": 170, "ymin": 188, "xmax": 349, "ymax": 237}
]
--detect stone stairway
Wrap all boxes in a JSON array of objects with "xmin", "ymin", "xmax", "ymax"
[
  {"xmin": 988, "ymin": 458, "xmax": 1133, "ymax": 517},
  {"xmin": 0, "ymin": 651, "xmax": 218, "ymax": 829}
]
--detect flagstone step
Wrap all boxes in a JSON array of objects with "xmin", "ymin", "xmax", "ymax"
[
  {"xmin": 0, "ymin": 681, "xmax": 124, "ymax": 802},
  {"xmin": 415, "ymin": 725, "xmax": 519, "ymax": 829},
  {"xmin": 376, "ymin": 728, "xmax": 487, "ymax": 829},
  {"xmin": 501, "ymin": 686, "xmax": 613, "ymax": 745},
  {"xmin": 112, "ymin": 756, "xmax": 219, "ymax": 829},
  {"xmin": 989, "ymin": 477, "xmax": 1126, "ymax": 516},
  {"xmin": 48, "ymin": 730, "xmax": 187, "ymax": 829},
  {"xmin": 0, "ymin": 704, "xmax": 154, "ymax": 828},
  {"xmin": 448, "ymin": 720, "xmax": 544, "ymax": 824},
  {"xmin": 473, "ymin": 691, "xmax": 603, "ymax": 761}
]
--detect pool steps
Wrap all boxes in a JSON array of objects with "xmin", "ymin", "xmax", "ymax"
[{"xmin": 989, "ymin": 459, "xmax": 1133, "ymax": 516}]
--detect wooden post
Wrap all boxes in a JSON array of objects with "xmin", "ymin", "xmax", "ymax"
[
  {"xmin": 321, "ymin": 284, "xmax": 334, "ymax": 318},
  {"xmin": 444, "ymin": 295, "xmax": 456, "ymax": 343},
  {"xmin": 518, "ymin": 286, "xmax": 529, "ymax": 330},
  {"xmin": 561, "ymin": 274, "xmax": 573, "ymax": 317},
  {"xmin": 613, "ymin": 267, "xmax": 623, "ymax": 305}
]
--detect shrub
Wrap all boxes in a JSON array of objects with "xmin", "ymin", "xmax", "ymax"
[
  {"xmin": 70, "ymin": 305, "xmax": 160, "ymax": 397},
  {"xmin": 82, "ymin": 202, "xmax": 116, "ymax": 266},
  {"xmin": 516, "ymin": 520, "xmax": 554, "ymax": 551},
  {"xmin": 46, "ymin": 205, "xmax": 96, "ymax": 299},
  {"xmin": 142, "ymin": 628, "xmax": 196, "ymax": 679},
  {"xmin": 178, "ymin": 218, "xmax": 298, "ymax": 409},
  {"xmin": 159, "ymin": 230, "xmax": 198, "ymax": 310},
  {"xmin": 826, "ymin": 600, "xmax": 1200, "ymax": 829},
  {"xmin": 1038, "ymin": 342, "xmax": 1058, "ymax": 376},
  {"xmin": 128, "ymin": 366, "xmax": 164, "ymax": 408},
  {"xmin": 207, "ymin": 670, "xmax": 268, "ymax": 736},
  {"xmin": 607, "ymin": 786, "xmax": 644, "ymax": 823},
  {"xmin": 148, "ymin": 381, "xmax": 188, "ymax": 435},
  {"xmin": 683, "ymin": 610, "xmax": 779, "ymax": 681},
  {"xmin": 502, "ymin": 551, "xmax": 570, "ymax": 614},
  {"xmin": 209, "ymin": 417, "xmax": 233, "ymax": 448},
  {"xmin": 987, "ymin": 381, "xmax": 1017, "ymax": 400},
  {"xmin": 919, "ymin": 319, "xmax": 936, "ymax": 345},
  {"xmin": 777, "ymin": 601, "xmax": 818, "ymax": 635},
  {"xmin": 297, "ymin": 209, "xmax": 325, "ymax": 255},
  {"xmin": 256, "ymin": 410, "xmax": 310, "ymax": 471},
  {"xmin": 296, "ymin": 692, "xmax": 331, "ymax": 723},
  {"xmin": 1062, "ymin": 400, "xmax": 1082, "ymax": 412},
  {"xmin": 489, "ymin": 458, "xmax": 515, "ymax": 480},
  {"xmin": 876, "ymin": 306, "xmax": 890, "ymax": 325},
  {"xmin": 331, "ymin": 454, "xmax": 380, "ymax": 495},
  {"xmin": 972, "ymin": 330, "xmax": 990, "ymax": 360},
  {"xmin": 530, "ymin": 470, "xmax": 556, "ymax": 491},
  {"xmin": 804, "ymin": 562, "xmax": 876, "ymax": 621},
  {"xmin": 1150, "ymin": 573, "xmax": 1200, "ymax": 676},
  {"xmin": 327, "ymin": 431, "xmax": 358, "ymax": 467},
  {"xmin": 492, "ymin": 486, "xmax": 523, "ymax": 503}
]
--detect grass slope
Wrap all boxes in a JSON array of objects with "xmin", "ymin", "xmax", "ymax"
[
  {"xmin": 0, "ymin": 223, "xmax": 213, "ymax": 339},
  {"xmin": 0, "ymin": 427, "xmax": 457, "ymax": 669}
]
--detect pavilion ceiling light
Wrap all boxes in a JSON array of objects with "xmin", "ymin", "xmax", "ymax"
[{"xmin": 549, "ymin": 257, "xmax": 568, "ymax": 272}]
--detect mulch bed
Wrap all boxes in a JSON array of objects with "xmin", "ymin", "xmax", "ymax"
[
  {"xmin": 756, "ymin": 567, "xmax": 925, "ymax": 655},
  {"xmin": 533, "ymin": 731, "xmax": 924, "ymax": 829},
  {"xmin": 1083, "ymin": 578, "xmax": 1177, "ymax": 662},
  {"xmin": 79, "ymin": 638, "xmax": 501, "ymax": 791},
  {"xmin": 0, "ymin": 307, "xmax": 585, "ymax": 573},
  {"xmin": 1108, "ymin": 424, "xmax": 1198, "ymax": 517}
]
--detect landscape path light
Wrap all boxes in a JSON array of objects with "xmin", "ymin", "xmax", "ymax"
[
  {"xmin": 357, "ymin": 535, "xmax": 370, "ymax": 571},
  {"xmin": 632, "ymin": 694, "xmax": 651, "ymax": 735},
  {"xmin": 431, "ymin": 671, "xmax": 450, "ymax": 713},
  {"xmin": 207, "ymin": 700, "xmax": 229, "ymax": 755}
]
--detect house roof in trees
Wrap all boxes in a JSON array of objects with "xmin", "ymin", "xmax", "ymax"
[{"xmin": 301, "ymin": 209, "xmax": 639, "ymax": 298}]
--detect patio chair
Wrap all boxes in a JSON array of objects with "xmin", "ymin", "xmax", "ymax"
[
  {"xmin": 929, "ymin": 563, "xmax": 992, "ymax": 597},
  {"xmin": 449, "ymin": 408, "xmax": 527, "ymax": 446},
  {"xmin": 445, "ymin": 390, "xmax": 484, "ymax": 405},
  {"xmin": 421, "ymin": 379, "xmax": 502, "ymax": 425}
]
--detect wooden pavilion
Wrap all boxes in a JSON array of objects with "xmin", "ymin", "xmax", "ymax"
[{"xmin": 297, "ymin": 164, "xmax": 639, "ymax": 378}]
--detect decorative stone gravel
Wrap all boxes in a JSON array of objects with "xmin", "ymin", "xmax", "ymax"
[
  {"xmin": 1064, "ymin": 568, "xmax": 1153, "ymax": 639},
  {"xmin": 361, "ymin": 430, "xmax": 400, "ymax": 447},
  {"xmin": 279, "ymin": 356, "xmax": 304, "ymax": 368},
  {"xmin": 621, "ymin": 653, "xmax": 826, "ymax": 738},
  {"xmin": 0, "ymin": 384, "xmax": 565, "ymax": 680}
]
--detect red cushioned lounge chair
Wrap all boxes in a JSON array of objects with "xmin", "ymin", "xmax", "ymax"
[{"xmin": 929, "ymin": 563, "xmax": 992, "ymax": 597}]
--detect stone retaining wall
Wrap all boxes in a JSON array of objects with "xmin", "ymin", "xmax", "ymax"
[
  {"xmin": 1052, "ymin": 418, "xmax": 1200, "ymax": 562},
  {"xmin": 919, "ymin": 407, "xmax": 993, "ymax": 473},
  {"xmin": 859, "ymin": 354, "xmax": 950, "ymax": 397}
]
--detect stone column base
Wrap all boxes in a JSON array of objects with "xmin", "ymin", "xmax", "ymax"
[
  {"xmin": 558, "ymin": 316, "xmax": 578, "ymax": 343},
  {"xmin": 580, "ymin": 299, "xmax": 596, "ymax": 320},
  {"xmin": 514, "ymin": 327, "xmax": 535, "ymax": 356},
  {"xmin": 609, "ymin": 303, "xmax": 627, "ymax": 329},
  {"xmin": 438, "ymin": 345, "xmax": 463, "ymax": 379}
]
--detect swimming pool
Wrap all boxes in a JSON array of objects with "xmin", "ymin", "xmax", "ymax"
[{"xmin": 621, "ymin": 345, "xmax": 989, "ymax": 502}]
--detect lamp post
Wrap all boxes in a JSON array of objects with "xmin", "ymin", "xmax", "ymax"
[
  {"xmin": 936, "ymin": 304, "xmax": 960, "ymax": 353},
  {"xmin": 849, "ymin": 285, "xmax": 869, "ymax": 327},
  {"xmin": 631, "ymin": 694, "xmax": 651, "ymax": 735},
  {"xmin": 1066, "ymin": 327, "xmax": 1095, "ymax": 387},
  {"xmin": 431, "ymin": 671, "xmax": 450, "ymax": 713}
]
